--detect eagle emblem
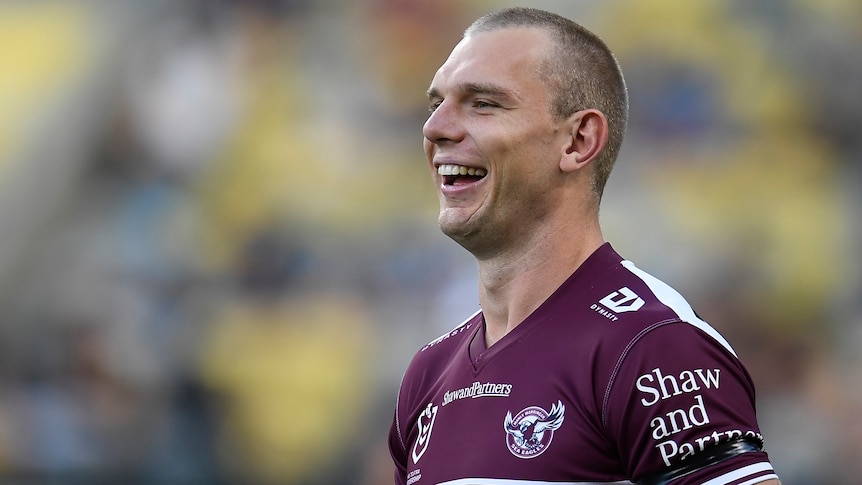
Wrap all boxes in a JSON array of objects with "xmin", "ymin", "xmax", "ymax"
[{"xmin": 504, "ymin": 400, "xmax": 565, "ymax": 458}]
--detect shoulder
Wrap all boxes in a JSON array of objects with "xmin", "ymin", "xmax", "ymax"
[
  {"xmin": 419, "ymin": 309, "xmax": 481, "ymax": 354},
  {"xmin": 397, "ymin": 310, "xmax": 480, "ymax": 399},
  {"xmin": 591, "ymin": 252, "xmax": 743, "ymax": 390},
  {"xmin": 391, "ymin": 309, "xmax": 481, "ymax": 455},
  {"xmin": 559, "ymin": 246, "xmax": 744, "ymax": 405},
  {"xmin": 613, "ymin": 258, "xmax": 737, "ymax": 356},
  {"xmin": 576, "ymin": 245, "xmax": 736, "ymax": 357}
]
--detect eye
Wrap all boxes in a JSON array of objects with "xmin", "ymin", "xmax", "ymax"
[
  {"xmin": 473, "ymin": 99, "xmax": 499, "ymax": 110},
  {"xmin": 428, "ymin": 100, "xmax": 443, "ymax": 113}
]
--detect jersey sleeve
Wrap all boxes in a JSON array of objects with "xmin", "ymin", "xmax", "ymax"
[
  {"xmin": 389, "ymin": 409, "xmax": 408, "ymax": 485},
  {"xmin": 603, "ymin": 321, "xmax": 778, "ymax": 484},
  {"xmin": 389, "ymin": 370, "xmax": 412, "ymax": 485}
]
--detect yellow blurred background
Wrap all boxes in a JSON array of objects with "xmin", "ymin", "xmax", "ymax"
[{"xmin": 0, "ymin": 0, "xmax": 859, "ymax": 483}]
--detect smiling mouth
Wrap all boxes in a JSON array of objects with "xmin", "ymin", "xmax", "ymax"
[{"xmin": 438, "ymin": 164, "xmax": 488, "ymax": 186}]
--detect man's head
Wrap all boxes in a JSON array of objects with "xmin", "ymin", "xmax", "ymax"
[{"xmin": 423, "ymin": 8, "xmax": 627, "ymax": 257}]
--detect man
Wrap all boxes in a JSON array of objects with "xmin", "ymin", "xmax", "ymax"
[{"xmin": 389, "ymin": 7, "xmax": 780, "ymax": 485}]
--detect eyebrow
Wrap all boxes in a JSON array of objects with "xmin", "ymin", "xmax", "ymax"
[{"xmin": 427, "ymin": 82, "xmax": 516, "ymax": 102}]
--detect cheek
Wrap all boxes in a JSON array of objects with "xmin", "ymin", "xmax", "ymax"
[
  {"xmin": 489, "ymin": 118, "xmax": 556, "ymax": 156},
  {"xmin": 499, "ymin": 140, "xmax": 561, "ymax": 195}
]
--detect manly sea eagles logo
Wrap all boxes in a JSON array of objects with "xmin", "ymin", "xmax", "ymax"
[{"xmin": 504, "ymin": 400, "xmax": 565, "ymax": 459}]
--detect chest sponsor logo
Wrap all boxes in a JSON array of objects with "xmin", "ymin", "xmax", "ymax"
[
  {"xmin": 503, "ymin": 400, "xmax": 565, "ymax": 459},
  {"xmin": 411, "ymin": 403, "xmax": 438, "ymax": 464},
  {"xmin": 591, "ymin": 286, "xmax": 645, "ymax": 321},
  {"xmin": 442, "ymin": 381, "xmax": 512, "ymax": 406}
]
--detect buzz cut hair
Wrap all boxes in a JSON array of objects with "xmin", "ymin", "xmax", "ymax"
[{"xmin": 465, "ymin": 7, "xmax": 629, "ymax": 201}]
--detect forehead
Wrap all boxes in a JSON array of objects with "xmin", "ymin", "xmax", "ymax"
[{"xmin": 429, "ymin": 27, "xmax": 553, "ymax": 97}]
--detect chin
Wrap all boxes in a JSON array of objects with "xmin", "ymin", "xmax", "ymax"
[
  {"xmin": 438, "ymin": 220, "xmax": 467, "ymax": 239},
  {"xmin": 440, "ymin": 220, "xmax": 495, "ymax": 257},
  {"xmin": 439, "ymin": 218, "xmax": 472, "ymax": 241},
  {"xmin": 438, "ymin": 207, "xmax": 493, "ymax": 247}
]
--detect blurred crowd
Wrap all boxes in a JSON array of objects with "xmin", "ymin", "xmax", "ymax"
[{"xmin": 0, "ymin": 0, "xmax": 858, "ymax": 484}]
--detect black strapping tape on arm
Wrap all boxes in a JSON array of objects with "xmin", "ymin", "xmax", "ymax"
[{"xmin": 638, "ymin": 436, "xmax": 763, "ymax": 485}]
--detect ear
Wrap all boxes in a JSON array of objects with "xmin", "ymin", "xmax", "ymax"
[{"xmin": 560, "ymin": 109, "xmax": 609, "ymax": 173}]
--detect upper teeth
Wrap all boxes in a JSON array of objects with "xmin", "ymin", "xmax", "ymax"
[{"xmin": 438, "ymin": 164, "xmax": 487, "ymax": 177}]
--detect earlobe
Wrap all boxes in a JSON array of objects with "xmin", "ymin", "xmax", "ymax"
[{"xmin": 560, "ymin": 109, "xmax": 609, "ymax": 173}]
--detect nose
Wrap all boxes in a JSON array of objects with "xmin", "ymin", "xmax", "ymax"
[{"xmin": 422, "ymin": 100, "xmax": 462, "ymax": 145}]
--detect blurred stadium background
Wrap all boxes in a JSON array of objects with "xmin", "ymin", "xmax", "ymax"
[{"xmin": 0, "ymin": 0, "xmax": 859, "ymax": 483}]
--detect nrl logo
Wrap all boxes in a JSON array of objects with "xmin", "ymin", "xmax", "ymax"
[
  {"xmin": 504, "ymin": 400, "xmax": 565, "ymax": 459},
  {"xmin": 411, "ymin": 402, "xmax": 438, "ymax": 464}
]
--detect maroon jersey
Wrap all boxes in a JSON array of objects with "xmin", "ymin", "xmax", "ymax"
[{"xmin": 389, "ymin": 243, "xmax": 778, "ymax": 485}]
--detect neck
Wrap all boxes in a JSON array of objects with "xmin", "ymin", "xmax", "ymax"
[{"xmin": 476, "ymin": 219, "xmax": 604, "ymax": 347}]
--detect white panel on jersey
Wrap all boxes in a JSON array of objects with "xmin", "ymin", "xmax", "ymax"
[
  {"xmin": 700, "ymin": 462, "xmax": 777, "ymax": 485},
  {"xmin": 621, "ymin": 260, "xmax": 738, "ymax": 358}
]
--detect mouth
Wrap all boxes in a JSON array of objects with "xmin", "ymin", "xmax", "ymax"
[{"xmin": 437, "ymin": 164, "xmax": 488, "ymax": 186}]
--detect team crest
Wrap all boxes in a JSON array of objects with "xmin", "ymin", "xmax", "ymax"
[
  {"xmin": 411, "ymin": 402, "xmax": 438, "ymax": 464},
  {"xmin": 504, "ymin": 400, "xmax": 565, "ymax": 459}
]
